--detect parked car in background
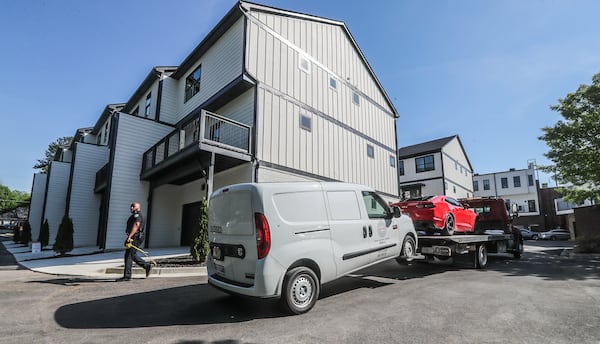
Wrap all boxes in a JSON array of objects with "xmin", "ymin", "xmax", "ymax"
[
  {"xmin": 538, "ymin": 229, "xmax": 571, "ymax": 240},
  {"xmin": 519, "ymin": 228, "xmax": 539, "ymax": 240},
  {"xmin": 390, "ymin": 196, "xmax": 477, "ymax": 235}
]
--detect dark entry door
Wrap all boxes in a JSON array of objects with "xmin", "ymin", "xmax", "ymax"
[{"xmin": 181, "ymin": 201, "xmax": 202, "ymax": 246}]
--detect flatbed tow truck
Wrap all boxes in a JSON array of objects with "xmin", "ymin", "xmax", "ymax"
[{"xmin": 416, "ymin": 198, "xmax": 524, "ymax": 269}]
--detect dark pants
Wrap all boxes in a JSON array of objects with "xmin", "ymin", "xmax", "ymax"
[{"xmin": 123, "ymin": 234, "xmax": 148, "ymax": 278}]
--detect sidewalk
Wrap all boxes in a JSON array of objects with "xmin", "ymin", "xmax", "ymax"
[{"xmin": 1, "ymin": 236, "xmax": 207, "ymax": 278}]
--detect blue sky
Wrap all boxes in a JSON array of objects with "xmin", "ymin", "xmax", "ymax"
[{"xmin": 1, "ymin": 0, "xmax": 599, "ymax": 193}]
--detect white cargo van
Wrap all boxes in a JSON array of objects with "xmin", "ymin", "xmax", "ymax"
[{"xmin": 206, "ymin": 182, "xmax": 417, "ymax": 314}]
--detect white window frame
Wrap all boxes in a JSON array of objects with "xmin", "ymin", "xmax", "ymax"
[
  {"xmin": 299, "ymin": 54, "xmax": 310, "ymax": 74},
  {"xmin": 300, "ymin": 114, "xmax": 312, "ymax": 132}
]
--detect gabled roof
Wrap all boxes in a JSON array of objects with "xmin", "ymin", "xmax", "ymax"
[
  {"xmin": 399, "ymin": 135, "xmax": 474, "ymax": 172},
  {"xmin": 171, "ymin": 0, "xmax": 398, "ymax": 117},
  {"xmin": 398, "ymin": 135, "xmax": 457, "ymax": 159},
  {"xmin": 92, "ymin": 103, "xmax": 125, "ymax": 135},
  {"xmin": 122, "ymin": 66, "xmax": 178, "ymax": 114}
]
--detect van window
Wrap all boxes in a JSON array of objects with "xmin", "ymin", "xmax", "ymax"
[
  {"xmin": 273, "ymin": 191, "xmax": 327, "ymax": 223},
  {"xmin": 327, "ymin": 191, "xmax": 361, "ymax": 220},
  {"xmin": 209, "ymin": 190, "xmax": 254, "ymax": 235},
  {"xmin": 361, "ymin": 191, "xmax": 389, "ymax": 219}
]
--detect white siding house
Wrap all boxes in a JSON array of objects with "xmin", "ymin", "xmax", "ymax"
[
  {"xmin": 399, "ymin": 135, "xmax": 473, "ymax": 200},
  {"xmin": 27, "ymin": 173, "xmax": 47, "ymax": 241},
  {"xmin": 41, "ymin": 161, "xmax": 71, "ymax": 245}
]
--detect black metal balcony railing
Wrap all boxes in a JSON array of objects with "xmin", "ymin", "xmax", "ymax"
[{"xmin": 142, "ymin": 110, "xmax": 251, "ymax": 174}]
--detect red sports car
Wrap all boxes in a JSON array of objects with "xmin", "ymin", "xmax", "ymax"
[{"xmin": 390, "ymin": 196, "xmax": 477, "ymax": 235}]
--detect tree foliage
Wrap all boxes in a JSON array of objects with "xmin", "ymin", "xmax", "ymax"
[
  {"xmin": 191, "ymin": 198, "xmax": 210, "ymax": 262},
  {"xmin": 0, "ymin": 184, "xmax": 30, "ymax": 214},
  {"xmin": 539, "ymin": 73, "xmax": 600, "ymax": 204},
  {"xmin": 33, "ymin": 136, "xmax": 73, "ymax": 173}
]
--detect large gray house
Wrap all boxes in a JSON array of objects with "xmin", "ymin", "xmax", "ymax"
[{"xmin": 29, "ymin": 1, "xmax": 400, "ymax": 250}]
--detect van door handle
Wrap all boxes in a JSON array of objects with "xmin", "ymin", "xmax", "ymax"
[
  {"xmin": 362, "ymin": 226, "xmax": 367, "ymax": 238},
  {"xmin": 368, "ymin": 226, "xmax": 373, "ymax": 237}
]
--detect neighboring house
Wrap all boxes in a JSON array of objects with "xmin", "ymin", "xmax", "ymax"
[
  {"xmin": 39, "ymin": 151, "xmax": 72, "ymax": 246},
  {"xmin": 398, "ymin": 135, "xmax": 473, "ymax": 200},
  {"xmin": 473, "ymin": 163, "xmax": 542, "ymax": 230},
  {"xmin": 28, "ymin": 173, "xmax": 47, "ymax": 241},
  {"xmin": 28, "ymin": 1, "xmax": 399, "ymax": 251}
]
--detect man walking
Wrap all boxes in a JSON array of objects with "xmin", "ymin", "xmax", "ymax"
[{"xmin": 117, "ymin": 202, "xmax": 152, "ymax": 281}]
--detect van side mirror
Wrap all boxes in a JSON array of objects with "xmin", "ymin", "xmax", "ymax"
[{"xmin": 392, "ymin": 206, "xmax": 401, "ymax": 218}]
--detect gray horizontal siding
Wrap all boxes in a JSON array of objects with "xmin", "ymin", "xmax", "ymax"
[
  {"xmin": 105, "ymin": 114, "xmax": 173, "ymax": 249},
  {"xmin": 68, "ymin": 143, "xmax": 109, "ymax": 247}
]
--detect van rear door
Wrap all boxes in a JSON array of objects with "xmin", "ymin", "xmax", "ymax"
[{"xmin": 208, "ymin": 186, "xmax": 258, "ymax": 286}]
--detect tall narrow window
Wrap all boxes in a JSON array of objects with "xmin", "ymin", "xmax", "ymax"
[
  {"xmin": 473, "ymin": 180, "xmax": 479, "ymax": 191},
  {"xmin": 144, "ymin": 92, "xmax": 152, "ymax": 117},
  {"xmin": 399, "ymin": 161, "xmax": 405, "ymax": 176},
  {"xmin": 366, "ymin": 144, "xmax": 374, "ymax": 158},
  {"xmin": 329, "ymin": 76, "xmax": 337, "ymax": 90},
  {"xmin": 528, "ymin": 200, "xmax": 537, "ymax": 212},
  {"xmin": 185, "ymin": 65, "xmax": 202, "ymax": 102},
  {"xmin": 501, "ymin": 177, "xmax": 508, "ymax": 188},
  {"xmin": 483, "ymin": 179, "xmax": 490, "ymax": 190},
  {"xmin": 528, "ymin": 174, "xmax": 534, "ymax": 186},
  {"xmin": 513, "ymin": 176, "xmax": 521, "ymax": 187},
  {"xmin": 300, "ymin": 114, "xmax": 312, "ymax": 132},
  {"xmin": 390, "ymin": 155, "xmax": 396, "ymax": 168},
  {"xmin": 352, "ymin": 92, "xmax": 360, "ymax": 105}
]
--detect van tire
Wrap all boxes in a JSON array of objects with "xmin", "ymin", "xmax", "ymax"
[
  {"xmin": 281, "ymin": 267, "xmax": 320, "ymax": 315},
  {"xmin": 396, "ymin": 235, "xmax": 416, "ymax": 264}
]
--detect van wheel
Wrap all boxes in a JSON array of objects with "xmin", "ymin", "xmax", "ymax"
[
  {"xmin": 442, "ymin": 214, "xmax": 455, "ymax": 236},
  {"xmin": 281, "ymin": 267, "xmax": 320, "ymax": 315},
  {"xmin": 396, "ymin": 235, "xmax": 416, "ymax": 264}
]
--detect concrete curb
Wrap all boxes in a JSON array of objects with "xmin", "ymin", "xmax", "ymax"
[{"xmin": 105, "ymin": 266, "xmax": 207, "ymax": 276}]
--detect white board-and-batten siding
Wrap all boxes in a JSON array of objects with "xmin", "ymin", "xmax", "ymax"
[
  {"xmin": 245, "ymin": 10, "xmax": 398, "ymax": 196},
  {"xmin": 160, "ymin": 17, "xmax": 245, "ymax": 126},
  {"xmin": 44, "ymin": 161, "xmax": 71, "ymax": 245},
  {"xmin": 68, "ymin": 143, "xmax": 109, "ymax": 247},
  {"xmin": 104, "ymin": 114, "xmax": 173, "ymax": 250},
  {"xmin": 28, "ymin": 173, "xmax": 47, "ymax": 242}
]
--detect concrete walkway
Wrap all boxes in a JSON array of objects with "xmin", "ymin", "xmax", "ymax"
[{"xmin": 1, "ymin": 233, "xmax": 207, "ymax": 278}]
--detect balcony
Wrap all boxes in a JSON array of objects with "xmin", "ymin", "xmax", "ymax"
[{"xmin": 141, "ymin": 110, "xmax": 252, "ymax": 184}]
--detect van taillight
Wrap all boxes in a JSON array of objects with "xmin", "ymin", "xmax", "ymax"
[{"xmin": 255, "ymin": 213, "xmax": 271, "ymax": 259}]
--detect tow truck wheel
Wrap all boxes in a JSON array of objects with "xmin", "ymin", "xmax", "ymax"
[
  {"xmin": 281, "ymin": 267, "xmax": 320, "ymax": 315},
  {"xmin": 396, "ymin": 235, "xmax": 416, "ymax": 264},
  {"xmin": 442, "ymin": 214, "xmax": 455, "ymax": 236},
  {"xmin": 474, "ymin": 244, "xmax": 488, "ymax": 269}
]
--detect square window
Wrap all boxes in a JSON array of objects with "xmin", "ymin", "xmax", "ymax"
[
  {"xmin": 300, "ymin": 114, "xmax": 311, "ymax": 132},
  {"xmin": 352, "ymin": 92, "xmax": 360, "ymax": 105},
  {"xmin": 329, "ymin": 76, "xmax": 337, "ymax": 90},
  {"xmin": 299, "ymin": 54, "xmax": 310, "ymax": 73},
  {"xmin": 367, "ymin": 144, "xmax": 374, "ymax": 158},
  {"xmin": 185, "ymin": 65, "xmax": 202, "ymax": 102}
]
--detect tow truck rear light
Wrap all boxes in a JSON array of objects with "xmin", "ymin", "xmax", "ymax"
[
  {"xmin": 416, "ymin": 202, "xmax": 435, "ymax": 208},
  {"xmin": 255, "ymin": 213, "xmax": 271, "ymax": 259}
]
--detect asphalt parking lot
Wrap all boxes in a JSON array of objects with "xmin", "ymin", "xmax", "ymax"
[{"xmin": 0, "ymin": 240, "xmax": 598, "ymax": 344}]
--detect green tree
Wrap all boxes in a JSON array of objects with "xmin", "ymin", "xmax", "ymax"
[
  {"xmin": 539, "ymin": 72, "xmax": 600, "ymax": 204},
  {"xmin": 33, "ymin": 136, "xmax": 73, "ymax": 173},
  {"xmin": 191, "ymin": 198, "xmax": 210, "ymax": 262},
  {"xmin": 0, "ymin": 184, "xmax": 30, "ymax": 214}
]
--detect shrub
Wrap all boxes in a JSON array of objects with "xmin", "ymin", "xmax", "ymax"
[
  {"xmin": 191, "ymin": 198, "xmax": 210, "ymax": 262},
  {"xmin": 19, "ymin": 221, "xmax": 32, "ymax": 245},
  {"xmin": 53, "ymin": 216, "xmax": 74, "ymax": 255},
  {"xmin": 39, "ymin": 219, "xmax": 50, "ymax": 248},
  {"xmin": 575, "ymin": 235, "xmax": 600, "ymax": 253},
  {"xmin": 12, "ymin": 225, "xmax": 21, "ymax": 243}
]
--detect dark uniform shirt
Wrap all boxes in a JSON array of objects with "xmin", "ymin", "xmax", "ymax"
[{"xmin": 126, "ymin": 212, "xmax": 145, "ymax": 235}]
